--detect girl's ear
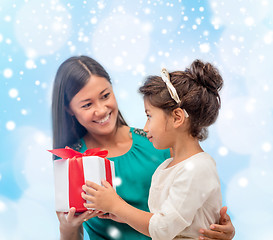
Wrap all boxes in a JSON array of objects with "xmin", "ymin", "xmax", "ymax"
[{"xmin": 172, "ymin": 108, "xmax": 186, "ymax": 128}]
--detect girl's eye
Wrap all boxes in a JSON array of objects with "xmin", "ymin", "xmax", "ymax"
[
  {"xmin": 102, "ymin": 92, "xmax": 110, "ymax": 99},
  {"xmin": 146, "ymin": 114, "xmax": 151, "ymax": 119},
  {"xmin": 82, "ymin": 103, "xmax": 92, "ymax": 108}
]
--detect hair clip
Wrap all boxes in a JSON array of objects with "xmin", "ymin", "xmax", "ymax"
[
  {"xmin": 161, "ymin": 68, "xmax": 181, "ymax": 104},
  {"xmin": 161, "ymin": 68, "xmax": 189, "ymax": 118}
]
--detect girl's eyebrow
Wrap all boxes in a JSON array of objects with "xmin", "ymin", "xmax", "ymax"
[{"xmin": 79, "ymin": 88, "xmax": 110, "ymax": 103}]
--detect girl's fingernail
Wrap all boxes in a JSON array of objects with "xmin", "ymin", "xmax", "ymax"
[{"xmin": 210, "ymin": 225, "xmax": 215, "ymax": 229}]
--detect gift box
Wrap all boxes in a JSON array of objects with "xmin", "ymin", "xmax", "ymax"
[{"xmin": 48, "ymin": 147, "xmax": 115, "ymax": 213}]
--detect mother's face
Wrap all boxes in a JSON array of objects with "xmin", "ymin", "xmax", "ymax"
[{"xmin": 68, "ymin": 75, "xmax": 119, "ymax": 137}]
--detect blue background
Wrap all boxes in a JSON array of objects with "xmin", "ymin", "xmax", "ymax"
[{"xmin": 0, "ymin": 0, "xmax": 273, "ymax": 239}]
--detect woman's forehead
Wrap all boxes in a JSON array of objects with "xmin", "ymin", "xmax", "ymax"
[{"xmin": 71, "ymin": 76, "xmax": 112, "ymax": 102}]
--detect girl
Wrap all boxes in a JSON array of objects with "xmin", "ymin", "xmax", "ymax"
[
  {"xmin": 52, "ymin": 56, "xmax": 235, "ymax": 240},
  {"xmin": 81, "ymin": 59, "xmax": 226, "ymax": 240}
]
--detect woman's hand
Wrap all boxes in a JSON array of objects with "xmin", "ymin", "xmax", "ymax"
[
  {"xmin": 199, "ymin": 206, "xmax": 235, "ymax": 240},
  {"xmin": 82, "ymin": 179, "xmax": 123, "ymax": 213},
  {"xmin": 98, "ymin": 213, "xmax": 125, "ymax": 223},
  {"xmin": 57, "ymin": 207, "xmax": 103, "ymax": 240}
]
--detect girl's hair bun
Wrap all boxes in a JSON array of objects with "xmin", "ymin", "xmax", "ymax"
[{"xmin": 186, "ymin": 59, "xmax": 223, "ymax": 95}]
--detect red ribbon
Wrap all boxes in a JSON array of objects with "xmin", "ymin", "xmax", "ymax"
[{"xmin": 48, "ymin": 147, "xmax": 113, "ymax": 212}]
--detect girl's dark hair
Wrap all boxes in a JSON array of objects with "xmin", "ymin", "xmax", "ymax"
[
  {"xmin": 139, "ymin": 59, "xmax": 223, "ymax": 141},
  {"xmin": 52, "ymin": 55, "xmax": 127, "ymax": 152}
]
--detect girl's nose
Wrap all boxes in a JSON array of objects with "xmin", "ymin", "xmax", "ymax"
[{"xmin": 143, "ymin": 121, "xmax": 149, "ymax": 133}]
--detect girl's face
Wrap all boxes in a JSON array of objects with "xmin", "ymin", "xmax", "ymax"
[
  {"xmin": 143, "ymin": 99, "xmax": 173, "ymax": 149},
  {"xmin": 69, "ymin": 75, "xmax": 119, "ymax": 137}
]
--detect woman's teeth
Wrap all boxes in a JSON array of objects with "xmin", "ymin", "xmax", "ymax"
[{"xmin": 95, "ymin": 114, "xmax": 110, "ymax": 124}]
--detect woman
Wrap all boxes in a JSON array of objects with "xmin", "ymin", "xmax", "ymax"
[{"xmin": 51, "ymin": 55, "xmax": 235, "ymax": 240}]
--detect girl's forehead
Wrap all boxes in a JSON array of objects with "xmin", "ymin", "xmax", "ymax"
[
  {"xmin": 144, "ymin": 99, "xmax": 158, "ymax": 112},
  {"xmin": 143, "ymin": 98, "xmax": 152, "ymax": 108}
]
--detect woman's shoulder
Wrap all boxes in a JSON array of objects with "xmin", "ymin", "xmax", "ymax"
[
  {"xmin": 130, "ymin": 127, "xmax": 170, "ymax": 158},
  {"xmin": 131, "ymin": 127, "xmax": 147, "ymax": 138},
  {"xmin": 68, "ymin": 139, "xmax": 84, "ymax": 152}
]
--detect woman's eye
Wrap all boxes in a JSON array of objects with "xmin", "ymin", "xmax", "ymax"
[
  {"xmin": 102, "ymin": 92, "xmax": 110, "ymax": 99},
  {"xmin": 82, "ymin": 103, "xmax": 92, "ymax": 108}
]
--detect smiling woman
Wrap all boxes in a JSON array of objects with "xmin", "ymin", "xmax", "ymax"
[{"xmin": 51, "ymin": 56, "xmax": 127, "ymax": 152}]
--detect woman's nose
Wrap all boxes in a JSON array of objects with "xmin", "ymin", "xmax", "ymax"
[{"xmin": 93, "ymin": 103, "xmax": 107, "ymax": 116}]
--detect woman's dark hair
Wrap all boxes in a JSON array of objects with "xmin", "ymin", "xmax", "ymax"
[
  {"xmin": 52, "ymin": 55, "xmax": 127, "ymax": 152},
  {"xmin": 139, "ymin": 59, "xmax": 223, "ymax": 141}
]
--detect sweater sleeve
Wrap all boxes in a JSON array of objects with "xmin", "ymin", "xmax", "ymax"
[{"xmin": 148, "ymin": 157, "xmax": 220, "ymax": 240}]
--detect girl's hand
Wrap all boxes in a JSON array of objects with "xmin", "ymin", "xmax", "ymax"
[
  {"xmin": 57, "ymin": 207, "xmax": 104, "ymax": 239},
  {"xmin": 82, "ymin": 179, "xmax": 123, "ymax": 213},
  {"xmin": 198, "ymin": 206, "xmax": 235, "ymax": 240}
]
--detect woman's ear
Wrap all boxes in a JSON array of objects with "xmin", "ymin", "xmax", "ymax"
[
  {"xmin": 172, "ymin": 108, "xmax": 186, "ymax": 128},
  {"xmin": 65, "ymin": 106, "xmax": 74, "ymax": 116}
]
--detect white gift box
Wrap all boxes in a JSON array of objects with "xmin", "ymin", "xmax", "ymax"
[{"xmin": 49, "ymin": 147, "xmax": 115, "ymax": 213}]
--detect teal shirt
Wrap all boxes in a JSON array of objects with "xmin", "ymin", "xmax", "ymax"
[{"xmin": 79, "ymin": 127, "xmax": 170, "ymax": 240}]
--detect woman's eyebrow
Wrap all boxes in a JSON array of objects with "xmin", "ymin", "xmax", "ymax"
[
  {"xmin": 79, "ymin": 88, "xmax": 110, "ymax": 103},
  {"xmin": 99, "ymin": 87, "xmax": 109, "ymax": 95},
  {"xmin": 79, "ymin": 98, "xmax": 91, "ymax": 103}
]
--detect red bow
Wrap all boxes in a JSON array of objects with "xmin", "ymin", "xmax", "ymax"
[{"xmin": 48, "ymin": 146, "xmax": 108, "ymax": 159}]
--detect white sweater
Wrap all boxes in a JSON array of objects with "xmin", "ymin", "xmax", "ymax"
[{"xmin": 148, "ymin": 152, "xmax": 222, "ymax": 240}]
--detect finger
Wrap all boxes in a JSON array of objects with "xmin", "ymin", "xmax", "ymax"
[
  {"xmin": 82, "ymin": 185, "xmax": 97, "ymax": 195},
  {"xmin": 92, "ymin": 210, "xmax": 104, "ymax": 215},
  {"xmin": 199, "ymin": 237, "xmax": 217, "ymax": 240},
  {"xmin": 97, "ymin": 213, "xmax": 114, "ymax": 219},
  {"xmin": 96, "ymin": 210, "xmax": 104, "ymax": 214},
  {"xmin": 80, "ymin": 210, "xmax": 96, "ymax": 222},
  {"xmin": 66, "ymin": 207, "xmax": 76, "ymax": 221},
  {"xmin": 89, "ymin": 210, "xmax": 105, "ymax": 218},
  {"xmin": 101, "ymin": 179, "xmax": 112, "ymax": 188},
  {"xmin": 83, "ymin": 202, "xmax": 96, "ymax": 209},
  {"xmin": 219, "ymin": 206, "xmax": 230, "ymax": 224},
  {"xmin": 85, "ymin": 180, "xmax": 101, "ymax": 190},
  {"xmin": 81, "ymin": 192, "xmax": 95, "ymax": 202},
  {"xmin": 220, "ymin": 206, "xmax": 228, "ymax": 217},
  {"xmin": 209, "ymin": 223, "xmax": 231, "ymax": 233},
  {"xmin": 98, "ymin": 214, "xmax": 112, "ymax": 220},
  {"xmin": 199, "ymin": 228, "xmax": 225, "ymax": 239},
  {"xmin": 56, "ymin": 211, "xmax": 66, "ymax": 222}
]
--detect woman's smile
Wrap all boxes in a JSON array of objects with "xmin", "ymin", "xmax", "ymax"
[{"xmin": 93, "ymin": 112, "xmax": 111, "ymax": 125}]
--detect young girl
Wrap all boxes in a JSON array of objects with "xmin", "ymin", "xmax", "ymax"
[{"xmin": 82, "ymin": 59, "xmax": 224, "ymax": 240}]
